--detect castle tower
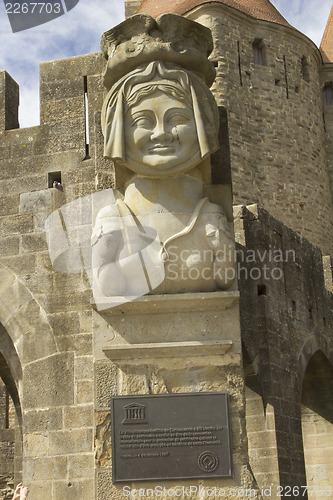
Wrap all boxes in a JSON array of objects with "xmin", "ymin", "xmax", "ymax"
[
  {"xmin": 134, "ymin": 0, "xmax": 291, "ymax": 27},
  {"xmin": 127, "ymin": 0, "xmax": 333, "ymax": 255},
  {"xmin": 320, "ymin": 4, "xmax": 333, "ymax": 210}
]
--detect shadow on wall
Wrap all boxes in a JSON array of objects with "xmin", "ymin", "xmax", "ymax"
[
  {"xmin": 301, "ymin": 351, "xmax": 333, "ymax": 495},
  {"xmin": 0, "ymin": 326, "xmax": 23, "ymax": 495}
]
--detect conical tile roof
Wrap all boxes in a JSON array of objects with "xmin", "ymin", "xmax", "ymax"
[
  {"xmin": 136, "ymin": 0, "xmax": 292, "ymax": 28},
  {"xmin": 320, "ymin": 5, "xmax": 333, "ymax": 63}
]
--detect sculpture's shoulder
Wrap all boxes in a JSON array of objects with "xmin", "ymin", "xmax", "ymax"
[
  {"xmin": 92, "ymin": 199, "xmax": 132, "ymax": 241},
  {"xmin": 95, "ymin": 199, "xmax": 131, "ymax": 221},
  {"xmin": 199, "ymin": 199, "xmax": 233, "ymax": 239},
  {"xmin": 201, "ymin": 199, "xmax": 227, "ymax": 215}
]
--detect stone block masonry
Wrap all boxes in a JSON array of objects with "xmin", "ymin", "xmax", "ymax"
[
  {"xmin": 187, "ymin": 4, "xmax": 333, "ymax": 255},
  {"xmin": 0, "ymin": 3, "xmax": 332, "ymax": 497}
]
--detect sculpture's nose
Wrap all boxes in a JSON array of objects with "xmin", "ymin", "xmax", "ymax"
[{"xmin": 150, "ymin": 121, "xmax": 173, "ymax": 142}]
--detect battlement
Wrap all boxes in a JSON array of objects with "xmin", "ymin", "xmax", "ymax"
[{"xmin": 0, "ymin": 71, "xmax": 19, "ymax": 131}]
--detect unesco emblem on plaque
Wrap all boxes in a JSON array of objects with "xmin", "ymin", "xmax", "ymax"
[
  {"xmin": 122, "ymin": 403, "xmax": 148, "ymax": 424},
  {"xmin": 111, "ymin": 392, "xmax": 233, "ymax": 483}
]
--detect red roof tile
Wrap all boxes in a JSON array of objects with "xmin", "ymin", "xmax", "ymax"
[
  {"xmin": 320, "ymin": 5, "xmax": 333, "ymax": 63},
  {"xmin": 136, "ymin": 0, "xmax": 292, "ymax": 28}
]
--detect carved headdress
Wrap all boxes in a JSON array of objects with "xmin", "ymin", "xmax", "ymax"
[
  {"xmin": 100, "ymin": 14, "xmax": 219, "ymax": 168},
  {"xmin": 101, "ymin": 13, "xmax": 216, "ymax": 89}
]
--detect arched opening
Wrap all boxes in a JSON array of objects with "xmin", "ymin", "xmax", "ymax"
[
  {"xmin": 301, "ymin": 350, "xmax": 333, "ymax": 496},
  {"xmin": 323, "ymin": 83, "xmax": 333, "ymax": 106},
  {"xmin": 243, "ymin": 347, "xmax": 279, "ymax": 490},
  {"xmin": 0, "ymin": 324, "xmax": 23, "ymax": 499},
  {"xmin": 301, "ymin": 56, "xmax": 310, "ymax": 83},
  {"xmin": 0, "ymin": 377, "xmax": 16, "ymax": 496},
  {"xmin": 252, "ymin": 39, "xmax": 266, "ymax": 66}
]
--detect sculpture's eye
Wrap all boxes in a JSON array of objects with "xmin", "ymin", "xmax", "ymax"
[
  {"xmin": 168, "ymin": 111, "xmax": 191, "ymax": 127},
  {"xmin": 131, "ymin": 113, "xmax": 154, "ymax": 129}
]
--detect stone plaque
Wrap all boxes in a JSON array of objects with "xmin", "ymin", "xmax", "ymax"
[{"xmin": 111, "ymin": 392, "xmax": 233, "ymax": 483}]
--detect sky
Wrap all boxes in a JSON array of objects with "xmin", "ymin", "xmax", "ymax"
[{"xmin": 0, "ymin": 0, "xmax": 332, "ymax": 128}]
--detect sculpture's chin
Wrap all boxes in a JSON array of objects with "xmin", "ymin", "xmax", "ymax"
[{"xmin": 120, "ymin": 152, "xmax": 203, "ymax": 179}]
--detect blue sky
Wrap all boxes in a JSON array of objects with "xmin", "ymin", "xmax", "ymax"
[{"xmin": 0, "ymin": 0, "xmax": 331, "ymax": 128}]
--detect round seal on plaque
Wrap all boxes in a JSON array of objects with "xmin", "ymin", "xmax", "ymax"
[{"xmin": 198, "ymin": 451, "xmax": 219, "ymax": 472}]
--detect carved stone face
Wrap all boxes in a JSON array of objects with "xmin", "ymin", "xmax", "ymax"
[{"xmin": 124, "ymin": 89, "xmax": 201, "ymax": 177}]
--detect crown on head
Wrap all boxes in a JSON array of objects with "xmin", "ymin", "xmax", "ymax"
[{"xmin": 101, "ymin": 13, "xmax": 216, "ymax": 90}]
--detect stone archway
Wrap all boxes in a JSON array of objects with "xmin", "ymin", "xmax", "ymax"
[
  {"xmin": 0, "ymin": 265, "xmax": 58, "ymax": 373},
  {"xmin": 300, "ymin": 345, "xmax": 333, "ymax": 498},
  {"xmin": 243, "ymin": 346, "xmax": 280, "ymax": 492},
  {"xmin": 0, "ymin": 333, "xmax": 22, "ymax": 496},
  {"xmin": 0, "ymin": 264, "xmax": 58, "ymax": 495}
]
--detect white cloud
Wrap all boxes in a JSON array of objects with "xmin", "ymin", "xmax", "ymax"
[
  {"xmin": 271, "ymin": 0, "xmax": 332, "ymax": 47},
  {"xmin": 0, "ymin": 0, "xmax": 125, "ymax": 127},
  {"xmin": 0, "ymin": 0, "xmax": 332, "ymax": 127}
]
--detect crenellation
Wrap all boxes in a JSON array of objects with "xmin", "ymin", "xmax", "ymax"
[{"xmin": 0, "ymin": 71, "xmax": 19, "ymax": 131}]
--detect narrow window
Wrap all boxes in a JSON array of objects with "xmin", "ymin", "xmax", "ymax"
[
  {"xmin": 283, "ymin": 55, "xmax": 289, "ymax": 99},
  {"xmin": 323, "ymin": 83, "xmax": 333, "ymax": 106},
  {"xmin": 48, "ymin": 171, "xmax": 62, "ymax": 188},
  {"xmin": 237, "ymin": 41, "xmax": 243, "ymax": 86},
  {"xmin": 252, "ymin": 39, "xmax": 265, "ymax": 65},
  {"xmin": 257, "ymin": 284, "xmax": 266, "ymax": 296},
  {"xmin": 301, "ymin": 56, "xmax": 310, "ymax": 83},
  {"xmin": 84, "ymin": 75, "xmax": 90, "ymax": 159}
]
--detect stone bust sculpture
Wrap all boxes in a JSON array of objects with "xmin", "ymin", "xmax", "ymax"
[{"xmin": 92, "ymin": 14, "xmax": 235, "ymax": 302}]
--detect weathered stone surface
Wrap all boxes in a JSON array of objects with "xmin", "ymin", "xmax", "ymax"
[
  {"xmin": 23, "ymin": 434, "xmax": 49, "ymax": 458},
  {"xmin": 76, "ymin": 380, "xmax": 94, "ymax": 405},
  {"xmin": 20, "ymin": 232, "xmax": 47, "ymax": 254},
  {"xmin": 20, "ymin": 190, "xmax": 54, "ymax": 214},
  {"xmin": 95, "ymin": 411, "xmax": 111, "ymax": 468},
  {"xmin": 68, "ymin": 454, "xmax": 95, "ymax": 479},
  {"xmin": 0, "ymin": 215, "xmax": 34, "ymax": 236},
  {"xmin": 0, "ymin": 236, "xmax": 20, "ymax": 256},
  {"xmin": 24, "ymin": 408, "xmax": 63, "ymax": 433},
  {"xmin": 24, "ymin": 456, "xmax": 67, "ymax": 481},
  {"xmin": 96, "ymin": 469, "xmax": 125, "ymax": 500},
  {"xmin": 95, "ymin": 361, "xmax": 118, "ymax": 410},
  {"xmin": 53, "ymin": 480, "xmax": 94, "ymax": 500},
  {"xmin": 74, "ymin": 355, "xmax": 93, "ymax": 380},
  {"xmin": 0, "ymin": 195, "xmax": 19, "ymax": 216},
  {"xmin": 63, "ymin": 405, "xmax": 94, "ymax": 430},
  {"xmin": 23, "ymin": 353, "xmax": 75, "ymax": 409},
  {"xmin": 49, "ymin": 428, "xmax": 93, "ymax": 455},
  {"xmin": 24, "ymin": 482, "xmax": 52, "ymax": 499}
]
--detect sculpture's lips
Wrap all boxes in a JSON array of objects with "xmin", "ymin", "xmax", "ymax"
[{"xmin": 148, "ymin": 146, "xmax": 176, "ymax": 154}]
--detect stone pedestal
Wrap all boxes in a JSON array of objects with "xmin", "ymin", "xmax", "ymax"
[{"xmin": 93, "ymin": 292, "xmax": 260, "ymax": 499}]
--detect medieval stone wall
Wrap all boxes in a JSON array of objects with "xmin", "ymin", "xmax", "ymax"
[
  {"xmin": 186, "ymin": 5, "xmax": 333, "ymax": 256},
  {"xmin": 320, "ymin": 63, "xmax": 333, "ymax": 199},
  {"xmin": 0, "ymin": 53, "xmax": 109, "ymax": 499},
  {"xmin": 234, "ymin": 204, "xmax": 333, "ymax": 493}
]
